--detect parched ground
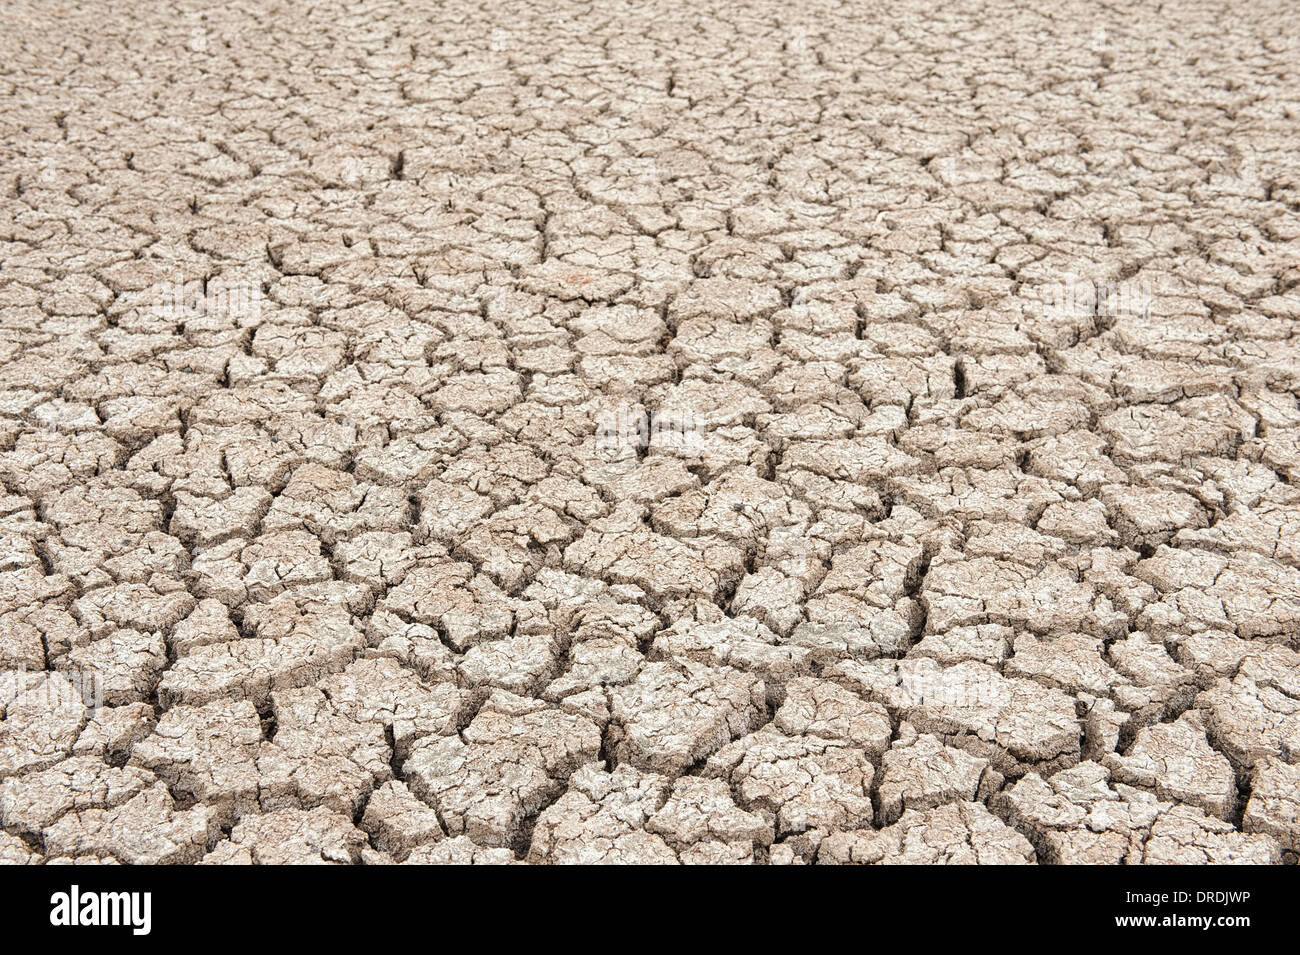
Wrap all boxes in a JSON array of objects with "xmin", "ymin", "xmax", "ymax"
[{"xmin": 1, "ymin": 0, "xmax": 1298, "ymax": 865}]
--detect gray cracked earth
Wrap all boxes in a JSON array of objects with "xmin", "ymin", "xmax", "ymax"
[{"xmin": 1, "ymin": 0, "xmax": 1299, "ymax": 866}]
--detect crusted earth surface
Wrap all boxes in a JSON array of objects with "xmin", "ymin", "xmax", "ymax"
[{"xmin": 1, "ymin": 0, "xmax": 1298, "ymax": 865}]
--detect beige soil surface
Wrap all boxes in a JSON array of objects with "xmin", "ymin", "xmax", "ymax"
[{"xmin": 1, "ymin": 0, "xmax": 1298, "ymax": 864}]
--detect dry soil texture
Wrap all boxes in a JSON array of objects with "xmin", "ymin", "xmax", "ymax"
[{"xmin": 1, "ymin": 0, "xmax": 1299, "ymax": 865}]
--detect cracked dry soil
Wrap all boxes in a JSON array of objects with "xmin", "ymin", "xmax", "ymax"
[{"xmin": 1, "ymin": 0, "xmax": 1298, "ymax": 866}]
